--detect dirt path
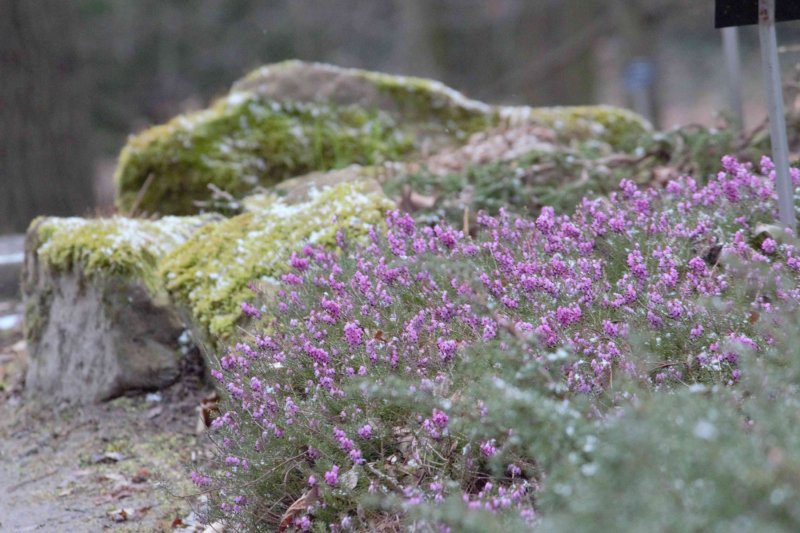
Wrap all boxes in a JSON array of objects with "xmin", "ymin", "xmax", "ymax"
[{"xmin": 0, "ymin": 300, "xmax": 215, "ymax": 532}]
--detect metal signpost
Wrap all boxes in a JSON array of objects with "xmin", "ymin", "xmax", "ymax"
[
  {"xmin": 722, "ymin": 27, "xmax": 744, "ymax": 129},
  {"xmin": 716, "ymin": 0, "xmax": 800, "ymax": 231}
]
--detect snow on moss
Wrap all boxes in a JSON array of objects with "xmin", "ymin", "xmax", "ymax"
[
  {"xmin": 31, "ymin": 215, "xmax": 213, "ymax": 293},
  {"xmin": 114, "ymin": 94, "xmax": 411, "ymax": 216},
  {"xmin": 160, "ymin": 180, "xmax": 394, "ymax": 346},
  {"xmin": 499, "ymin": 104, "xmax": 652, "ymax": 151}
]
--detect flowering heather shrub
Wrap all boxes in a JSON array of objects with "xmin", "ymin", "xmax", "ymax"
[
  {"xmin": 195, "ymin": 156, "xmax": 800, "ymax": 530},
  {"xmin": 540, "ymin": 310, "xmax": 800, "ymax": 532}
]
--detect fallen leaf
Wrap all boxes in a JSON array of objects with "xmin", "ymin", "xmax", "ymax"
[
  {"xmin": 399, "ymin": 185, "xmax": 437, "ymax": 212},
  {"xmin": 132, "ymin": 468, "xmax": 150, "ymax": 483},
  {"xmin": 197, "ymin": 391, "xmax": 220, "ymax": 433},
  {"xmin": 107, "ymin": 508, "xmax": 135, "ymax": 522},
  {"xmin": 91, "ymin": 451, "xmax": 126, "ymax": 464},
  {"xmin": 278, "ymin": 486, "xmax": 318, "ymax": 532}
]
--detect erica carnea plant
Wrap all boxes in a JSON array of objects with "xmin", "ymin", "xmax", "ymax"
[{"xmin": 193, "ymin": 155, "xmax": 800, "ymax": 531}]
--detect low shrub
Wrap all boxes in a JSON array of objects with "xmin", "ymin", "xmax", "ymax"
[{"xmin": 194, "ymin": 156, "xmax": 800, "ymax": 531}]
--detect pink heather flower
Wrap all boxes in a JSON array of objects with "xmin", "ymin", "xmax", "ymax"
[
  {"xmin": 603, "ymin": 320, "xmax": 620, "ymax": 337},
  {"xmin": 349, "ymin": 448, "xmax": 364, "ymax": 464},
  {"xmin": 250, "ymin": 376, "xmax": 262, "ymax": 393},
  {"xmin": 333, "ymin": 427, "xmax": 355, "ymax": 451},
  {"xmin": 761, "ymin": 238, "xmax": 777, "ymax": 255},
  {"xmin": 281, "ymin": 272, "xmax": 304, "ymax": 285},
  {"xmin": 555, "ymin": 305, "xmax": 582, "ymax": 327},
  {"xmin": 289, "ymin": 253, "xmax": 309, "ymax": 271},
  {"xmin": 191, "ymin": 471, "xmax": 211, "ymax": 487},
  {"xmin": 343, "ymin": 321, "xmax": 363, "ymax": 347},
  {"xmin": 535, "ymin": 206, "xmax": 555, "ymax": 233},
  {"xmin": 240, "ymin": 302, "xmax": 262, "ymax": 319},
  {"xmin": 688, "ymin": 256, "xmax": 706, "ymax": 273},
  {"xmin": 324, "ymin": 465, "xmax": 340, "ymax": 486},
  {"xmin": 482, "ymin": 318, "xmax": 497, "ymax": 340},
  {"xmin": 431, "ymin": 408, "xmax": 449, "ymax": 428},
  {"xmin": 295, "ymin": 515, "xmax": 312, "ymax": 531},
  {"xmin": 626, "ymin": 249, "xmax": 648, "ymax": 279},
  {"xmin": 480, "ymin": 439, "xmax": 498, "ymax": 457},
  {"xmin": 437, "ymin": 338, "xmax": 458, "ymax": 361},
  {"xmin": 357, "ymin": 424, "xmax": 373, "ymax": 440},
  {"xmin": 308, "ymin": 475, "xmax": 317, "ymax": 487}
]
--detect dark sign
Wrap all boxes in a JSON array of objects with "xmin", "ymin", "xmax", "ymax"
[{"xmin": 715, "ymin": 0, "xmax": 800, "ymax": 28}]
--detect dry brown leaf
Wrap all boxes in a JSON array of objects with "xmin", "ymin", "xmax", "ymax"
[
  {"xmin": 278, "ymin": 486, "xmax": 319, "ymax": 532},
  {"xmin": 197, "ymin": 391, "xmax": 221, "ymax": 433},
  {"xmin": 107, "ymin": 507, "xmax": 135, "ymax": 522}
]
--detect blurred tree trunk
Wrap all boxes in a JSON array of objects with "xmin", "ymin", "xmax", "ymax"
[
  {"xmin": 393, "ymin": 0, "xmax": 442, "ymax": 79},
  {"xmin": 0, "ymin": 0, "xmax": 95, "ymax": 233},
  {"xmin": 516, "ymin": 0, "xmax": 602, "ymax": 106}
]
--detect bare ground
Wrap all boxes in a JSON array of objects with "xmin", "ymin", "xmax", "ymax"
[{"xmin": 0, "ymin": 299, "xmax": 216, "ymax": 532}]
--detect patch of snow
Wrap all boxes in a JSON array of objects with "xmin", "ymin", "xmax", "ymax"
[
  {"xmin": 0, "ymin": 252, "xmax": 23, "ymax": 265},
  {"xmin": 0, "ymin": 314, "xmax": 21, "ymax": 331}
]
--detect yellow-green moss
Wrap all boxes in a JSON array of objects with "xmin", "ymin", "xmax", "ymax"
[
  {"xmin": 364, "ymin": 71, "xmax": 497, "ymax": 137},
  {"xmin": 501, "ymin": 105, "xmax": 652, "ymax": 151},
  {"xmin": 235, "ymin": 60, "xmax": 498, "ymax": 138},
  {"xmin": 115, "ymin": 93, "xmax": 412, "ymax": 216},
  {"xmin": 31, "ymin": 215, "xmax": 213, "ymax": 294},
  {"xmin": 161, "ymin": 181, "xmax": 394, "ymax": 346}
]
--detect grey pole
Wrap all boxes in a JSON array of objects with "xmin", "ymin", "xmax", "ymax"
[
  {"xmin": 759, "ymin": 0, "xmax": 796, "ymax": 231},
  {"xmin": 722, "ymin": 27, "xmax": 744, "ymax": 130}
]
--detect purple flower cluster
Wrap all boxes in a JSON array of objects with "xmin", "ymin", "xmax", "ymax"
[{"xmin": 198, "ymin": 156, "xmax": 800, "ymax": 529}]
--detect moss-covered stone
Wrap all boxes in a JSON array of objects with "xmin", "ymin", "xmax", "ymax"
[
  {"xmin": 234, "ymin": 60, "xmax": 497, "ymax": 137},
  {"xmin": 114, "ymin": 59, "xmax": 649, "ymax": 219},
  {"xmin": 161, "ymin": 180, "xmax": 394, "ymax": 348},
  {"xmin": 29, "ymin": 215, "xmax": 214, "ymax": 294},
  {"xmin": 379, "ymin": 107, "xmax": 657, "ymax": 227},
  {"xmin": 22, "ymin": 215, "xmax": 214, "ymax": 404},
  {"xmin": 115, "ymin": 94, "xmax": 411, "ymax": 216},
  {"xmin": 499, "ymin": 104, "xmax": 652, "ymax": 151}
]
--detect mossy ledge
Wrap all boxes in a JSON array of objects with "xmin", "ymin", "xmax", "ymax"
[
  {"xmin": 29, "ymin": 215, "xmax": 214, "ymax": 295},
  {"xmin": 114, "ymin": 60, "xmax": 649, "ymax": 218},
  {"xmin": 115, "ymin": 96, "xmax": 411, "ymax": 216},
  {"xmin": 233, "ymin": 60, "xmax": 497, "ymax": 137},
  {"xmin": 499, "ymin": 104, "xmax": 652, "ymax": 151},
  {"xmin": 160, "ymin": 180, "xmax": 394, "ymax": 349}
]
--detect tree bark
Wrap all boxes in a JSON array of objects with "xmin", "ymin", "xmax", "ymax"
[{"xmin": 0, "ymin": 0, "xmax": 95, "ymax": 233}]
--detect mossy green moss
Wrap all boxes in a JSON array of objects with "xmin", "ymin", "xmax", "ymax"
[
  {"xmin": 160, "ymin": 181, "xmax": 394, "ymax": 347},
  {"xmin": 115, "ymin": 95, "xmax": 412, "ymax": 216},
  {"xmin": 364, "ymin": 71, "xmax": 496, "ymax": 137},
  {"xmin": 30, "ymin": 215, "xmax": 213, "ymax": 294},
  {"xmin": 234, "ymin": 60, "xmax": 498, "ymax": 138},
  {"xmin": 501, "ymin": 105, "xmax": 652, "ymax": 151}
]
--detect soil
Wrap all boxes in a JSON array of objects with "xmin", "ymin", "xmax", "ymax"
[{"xmin": 0, "ymin": 298, "xmax": 217, "ymax": 532}]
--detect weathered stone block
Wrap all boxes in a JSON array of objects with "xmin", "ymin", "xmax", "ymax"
[
  {"xmin": 113, "ymin": 60, "xmax": 498, "ymax": 217},
  {"xmin": 23, "ymin": 216, "xmax": 212, "ymax": 403}
]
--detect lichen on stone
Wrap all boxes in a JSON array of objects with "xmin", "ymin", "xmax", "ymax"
[{"xmin": 160, "ymin": 180, "xmax": 395, "ymax": 347}]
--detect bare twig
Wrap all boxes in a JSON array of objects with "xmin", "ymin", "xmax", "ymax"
[{"xmin": 129, "ymin": 173, "xmax": 155, "ymax": 217}]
